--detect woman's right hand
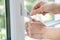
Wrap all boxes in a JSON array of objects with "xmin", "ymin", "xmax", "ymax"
[{"xmin": 30, "ymin": 2, "xmax": 60, "ymax": 16}]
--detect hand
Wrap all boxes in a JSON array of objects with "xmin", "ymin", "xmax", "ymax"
[
  {"xmin": 26, "ymin": 20, "xmax": 46, "ymax": 39},
  {"xmin": 26, "ymin": 20, "xmax": 60, "ymax": 40},
  {"xmin": 41, "ymin": 28, "xmax": 60, "ymax": 40},
  {"xmin": 30, "ymin": 3, "xmax": 60, "ymax": 16},
  {"xmin": 38, "ymin": 3, "xmax": 60, "ymax": 14},
  {"xmin": 30, "ymin": 1, "xmax": 46, "ymax": 16},
  {"xmin": 32, "ymin": 1, "xmax": 46, "ymax": 10}
]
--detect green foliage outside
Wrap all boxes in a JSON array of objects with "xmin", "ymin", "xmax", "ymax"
[
  {"xmin": 24, "ymin": 0, "xmax": 37, "ymax": 12},
  {"xmin": 0, "ymin": 0, "xmax": 6, "ymax": 39},
  {"xmin": 0, "ymin": 0, "xmax": 5, "ymax": 29},
  {"xmin": 0, "ymin": 15, "xmax": 5, "ymax": 29},
  {"xmin": 0, "ymin": 0, "xmax": 4, "ymax": 5}
]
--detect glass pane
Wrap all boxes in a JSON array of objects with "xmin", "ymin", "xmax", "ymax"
[{"xmin": 0, "ymin": 0, "xmax": 7, "ymax": 40}]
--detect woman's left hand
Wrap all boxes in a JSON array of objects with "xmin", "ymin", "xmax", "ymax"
[
  {"xmin": 26, "ymin": 20, "xmax": 60, "ymax": 40},
  {"xmin": 26, "ymin": 20, "xmax": 46, "ymax": 39}
]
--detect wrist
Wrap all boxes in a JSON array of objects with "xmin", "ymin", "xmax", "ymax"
[{"xmin": 57, "ymin": 5, "xmax": 60, "ymax": 13}]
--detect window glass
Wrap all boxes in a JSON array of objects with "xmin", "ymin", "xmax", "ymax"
[{"xmin": 0, "ymin": 0, "xmax": 7, "ymax": 40}]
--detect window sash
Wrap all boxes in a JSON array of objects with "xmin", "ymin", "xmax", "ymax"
[{"xmin": 10, "ymin": 0, "xmax": 25, "ymax": 40}]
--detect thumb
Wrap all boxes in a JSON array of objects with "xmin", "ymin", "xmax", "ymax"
[
  {"xmin": 30, "ymin": 8, "xmax": 40, "ymax": 16},
  {"xmin": 32, "ymin": 19, "xmax": 40, "ymax": 22}
]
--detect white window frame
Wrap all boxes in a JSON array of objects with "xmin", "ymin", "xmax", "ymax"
[{"xmin": 10, "ymin": 0, "xmax": 25, "ymax": 40}]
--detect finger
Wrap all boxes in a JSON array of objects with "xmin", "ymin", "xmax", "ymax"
[
  {"xmin": 26, "ymin": 22, "xmax": 33, "ymax": 37},
  {"xmin": 33, "ymin": 3, "xmax": 40, "ymax": 10},
  {"xmin": 33, "ymin": 1, "xmax": 46, "ymax": 10},
  {"xmin": 39, "ymin": 7, "xmax": 48, "ymax": 15},
  {"xmin": 42, "ymin": 12, "xmax": 48, "ymax": 15},
  {"xmin": 30, "ymin": 9, "xmax": 47, "ymax": 16},
  {"xmin": 30, "ymin": 8, "xmax": 41, "ymax": 16},
  {"xmin": 30, "ymin": 7, "xmax": 48, "ymax": 16},
  {"xmin": 32, "ymin": 19, "xmax": 40, "ymax": 22}
]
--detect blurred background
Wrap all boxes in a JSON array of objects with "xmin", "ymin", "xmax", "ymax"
[{"xmin": 0, "ymin": 0, "xmax": 6, "ymax": 40}]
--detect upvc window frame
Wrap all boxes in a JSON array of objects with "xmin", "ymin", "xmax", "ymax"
[{"xmin": 10, "ymin": 0, "xmax": 25, "ymax": 40}]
